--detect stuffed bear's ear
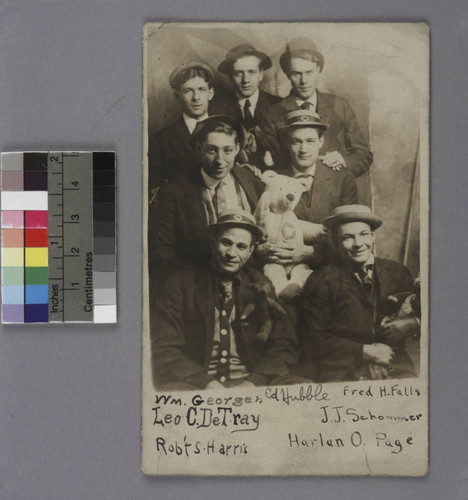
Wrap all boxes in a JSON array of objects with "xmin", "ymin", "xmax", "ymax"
[{"xmin": 261, "ymin": 170, "xmax": 277, "ymax": 184}]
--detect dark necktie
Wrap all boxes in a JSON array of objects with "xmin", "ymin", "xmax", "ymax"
[
  {"xmin": 243, "ymin": 99, "xmax": 254, "ymax": 129},
  {"xmin": 219, "ymin": 281, "xmax": 233, "ymax": 306},
  {"xmin": 300, "ymin": 101, "xmax": 313, "ymax": 110},
  {"xmin": 358, "ymin": 264, "xmax": 374, "ymax": 296},
  {"xmin": 295, "ymin": 173, "xmax": 314, "ymax": 191},
  {"xmin": 212, "ymin": 181, "xmax": 227, "ymax": 216}
]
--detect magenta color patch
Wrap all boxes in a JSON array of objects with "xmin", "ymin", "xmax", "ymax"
[
  {"xmin": 1, "ymin": 170, "xmax": 23, "ymax": 191},
  {"xmin": 2, "ymin": 304, "xmax": 24, "ymax": 323},
  {"xmin": 24, "ymin": 211, "xmax": 47, "ymax": 228},
  {"xmin": 1, "ymin": 211, "xmax": 24, "ymax": 228}
]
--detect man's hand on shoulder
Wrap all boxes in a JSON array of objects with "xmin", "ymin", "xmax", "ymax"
[
  {"xmin": 236, "ymin": 161, "xmax": 262, "ymax": 179},
  {"xmin": 320, "ymin": 151, "xmax": 346, "ymax": 171}
]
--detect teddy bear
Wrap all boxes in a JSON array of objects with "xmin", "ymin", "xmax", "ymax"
[{"xmin": 254, "ymin": 170, "xmax": 324, "ymax": 301}]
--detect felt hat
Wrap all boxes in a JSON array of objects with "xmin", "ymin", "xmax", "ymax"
[
  {"xmin": 322, "ymin": 205, "xmax": 383, "ymax": 230},
  {"xmin": 218, "ymin": 44, "xmax": 272, "ymax": 74},
  {"xmin": 191, "ymin": 115, "xmax": 248, "ymax": 149},
  {"xmin": 207, "ymin": 209, "xmax": 264, "ymax": 242},
  {"xmin": 279, "ymin": 37, "xmax": 324, "ymax": 73},
  {"xmin": 169, "ymin": 61, "xmax": 214, "ymax": 89},
  {"xmin": 280, "ymin": 109, "xmax": 329, "ymax": 131}
]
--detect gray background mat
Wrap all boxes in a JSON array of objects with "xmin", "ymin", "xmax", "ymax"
[{"xmin": 0, "ymin": 0, "xmax": 466, "ymax": 498}]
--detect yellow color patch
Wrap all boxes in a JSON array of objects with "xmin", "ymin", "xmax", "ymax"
[
  {"xmin": 2, "ymin": 247, "xmax": 24, "ymax": 266},
  {"xmin": 25, "ymin": 247, "xmax": 48, "ymax": 267}
]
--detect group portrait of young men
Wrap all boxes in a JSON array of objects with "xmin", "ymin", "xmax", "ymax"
[{"xmin": 147, "ymin": 36, "xmax": 421, "ymax": 390}]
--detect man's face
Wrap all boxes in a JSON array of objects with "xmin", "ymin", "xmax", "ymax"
[
  {"xmin": 199, "ymin": 131, "xmax": 240, "ymax": 180},
  {"xmin": 338, "ymin": 221, "xmax": 375, "ymax": 266},
  {"xmin": 212, "ymin": 227, "xmax": 254, "ymax": 276},
  {"xmin": 288, "ymin": 58, "xmax": 321, "ymax": 100},
  {"xmin": 175, "ymin": 76, "xmax": 214, "ymax": 118},
  {"xmin": 230, "ymin": 55, "xmax": 264, "ymax": 98},
  {"xmin": 289, "ymin": 127, "xmax": 324, "ymax": 170}
]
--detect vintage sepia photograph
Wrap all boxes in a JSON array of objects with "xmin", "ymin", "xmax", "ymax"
[{"xmin": 142, "ymin": 22, "xmax": 429, "ymax": 476}]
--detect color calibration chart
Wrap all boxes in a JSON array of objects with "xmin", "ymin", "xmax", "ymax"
[{"xmin": 1, "ymin": 152, "xmax": 116, "ymax": 323}]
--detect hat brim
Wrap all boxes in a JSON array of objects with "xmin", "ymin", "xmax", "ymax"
[
  {"xmin": 218, "ymin": 52, "xmax": 272, "ymax": 74},
  {"xmin": 207, "ymin": 221, "xmax": 264, "ymax": 242},
  {"xmin": 322, "ymin": 212, "xmax": 383, "ymax": 230},
  {"xmin": 278, "ymin": 120, "xmax": 329, "ymax": 131},
  {"xmin": 191, "ymin": 115, "xmax": 248, "ymax": 149}
]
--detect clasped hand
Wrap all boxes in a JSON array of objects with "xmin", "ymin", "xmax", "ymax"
[{"xmin": 257, "ymin": 241, "xmax": 314, "ymax": 265}]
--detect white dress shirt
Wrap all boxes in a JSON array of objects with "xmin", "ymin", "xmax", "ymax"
[
  {"xmin": 183, "ymin": 112, "xmax": 209, "ymax": 135},
  {"xmin": 237, "ymin": 89, "xmax": 260, "ymax": 119},
  {"xmin": 295, "ymin": 91, "xmax": 318, "ymax": 111}
]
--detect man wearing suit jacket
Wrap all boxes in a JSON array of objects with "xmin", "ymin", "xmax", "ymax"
[
  {"xmin": 260, "ymin": 37, "xmax": 373, "ymax": 178},
  {"xmin": 210, "ymin": 44, "xmax": 281, "ymax": 169},
  {"xmin": 151, "ymin": 210, "xmax": 300, "ymax": 390},
  {"xmin": 300, "ymin": 205, "xmax": 418, "ymax": 382},
  {"xmin": 147, "ymin": 62, "xmax": 215, "ymax": 199},
  {"xmin": 148, "ymin": 115, "xmax": 263, "ymax": 283},
  {"xmin": 259, "ymin": 109, "xmax": 358, "ymax": 269}
]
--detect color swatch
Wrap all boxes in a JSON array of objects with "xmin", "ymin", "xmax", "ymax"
[{"xmin": 1, "ymin": 152, "xmax": 117, "ymax": 323}]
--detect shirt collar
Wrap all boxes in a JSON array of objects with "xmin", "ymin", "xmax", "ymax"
[
  {"xmin": 295, "ymin": 91, "xmax": 317, "ymax": 109},
  {"xmin": 183, "ymin": 112, "xmax": 208, "ymax": 135},
  {"xmin": 201, "ymin": 168, "xmax": 235, "ymax": 190},
  {"xmin": 237, "ymin": 89, "xmax": 260, "ymax": 110},
  {"xmin": 291, "ymin": 164, "xmax": 317, "ymax": 178}
]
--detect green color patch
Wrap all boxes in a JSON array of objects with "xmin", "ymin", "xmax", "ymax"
[
  {"xmin": 25, "ymin": 267, "xmax": 48, "ymax": 285},
  {"xmin": 2, "ymin": 267, "xmax": 24, "ymax": 285}
]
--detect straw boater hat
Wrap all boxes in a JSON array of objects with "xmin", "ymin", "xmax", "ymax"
[
  {"xmin": 168, "ymin": 61, "xmax": 214, "ymax": 89},
  {"xmin": 207, "ymin": 209, "xmax": 264, "ymax": 243},
  {"xmin": 218, "ymin": 43, "xmax": 272, "ymax": 74},
  {"xmin": 279, "ymin": 37, "xmax": 325, "ymax": 73},
  {"xmin": 191, "ymin": 115, "xmax": 248, "ymax": 149},
  {"xmin": 279, "ymin": 109, "xmax": 329, "ymax": 131},
  {"xmin": 322, "ymin": 205, "xmax": 383, "ymax": 230}
]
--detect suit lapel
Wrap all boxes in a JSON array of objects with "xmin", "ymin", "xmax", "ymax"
[
  {"xmin": 316, "ymin": 91, "xmax": 333, "ymax": 124},
  {"xmin": 309, "ymin": 160, "xmax": 333, "ymax": 216},
  {"xmin": 172, "ymin": 116, "xmax": 194, "ymax": 161},
  {"xmin": 185, "ymin": 170, "xmax": 210, "ymax": 228},
  {"xmin": 194, "ymin": 270, "xmax": 215, "ymax": 363},
  {"xmin": 282, "ymin": 94, "xmax": 300, "ymax": 112},
  {"xmin": 231, "ymin": 166, "xmax": 259, "ymax": 209},
  {"xmin": 373, "ymin": 258, "xmax": 393, "ymax": 304}
]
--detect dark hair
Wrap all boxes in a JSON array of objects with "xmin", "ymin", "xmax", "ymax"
[
  {"xmin": 195, "ymin": 122, "xmax": 239, "ymax": 146},
  {"xmin": 173, "ymin": 67, "xmax": 214, "ymax": 90},
  {"xmin": 282, "ymin": 50, "xmax": 321, "ymax": 74}
]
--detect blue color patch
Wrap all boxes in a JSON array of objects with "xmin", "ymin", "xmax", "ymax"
[
  {"xmin": 2, "ymin": 285, "xmax": 24, "ymax": 304},
  {"xmin": 25, "ymin": 303, "xmax": 48, "ymax": 323},
  {"xmin": 25, "ymin": 284, "xmax": 48, "ymax": 304}
]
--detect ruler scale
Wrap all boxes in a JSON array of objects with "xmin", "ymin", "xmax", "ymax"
[{"xmin": 1, "ymin": 151, "xmax": 117, "ymax": 324}]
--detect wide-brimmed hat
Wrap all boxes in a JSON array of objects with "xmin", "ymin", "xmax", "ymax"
[
  {"xmin": 279, "ymin": 37, "xmax": 324, "ymax": 73},
  {"xmin": 191, "ymin": 115, "xmax": 248, "ymax": 149},
  {"xmin": 169, "ymin": 61, "xmax": 214, "ymax": 89},
  {"xmin": 322, "ymin": 205, "xmax": 383, "ymax": 230},
  {"xmin": 218, "ymin": 44, "xmax": 272, "ymax": 74},
  {"xmin": 279, "ymin": 109, "xmax": 329, "ymax": 131},
  {"xmin": 207, "ymin": 209, "xmax": 264, "ymax": 243}
]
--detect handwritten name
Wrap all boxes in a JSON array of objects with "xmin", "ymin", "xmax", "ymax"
[{"xmin": 265, "ymin": 384, "xmax": 329, "ymax": 405}]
